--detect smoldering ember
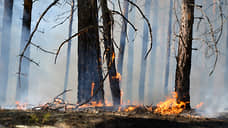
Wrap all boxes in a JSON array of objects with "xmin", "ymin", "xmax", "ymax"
[{"xmin": 0, "ymin": 0, "xmax": 228, "ymax": 127}]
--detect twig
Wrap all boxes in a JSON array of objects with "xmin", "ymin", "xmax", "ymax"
[{"xmin": 31, "ymin": 42, "xmax": 56, "ymax": 55}]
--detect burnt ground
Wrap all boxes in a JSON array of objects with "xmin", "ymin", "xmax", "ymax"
[{"xmin": 0, "ymin": 109, "xmax": 228, "ymax": 128}]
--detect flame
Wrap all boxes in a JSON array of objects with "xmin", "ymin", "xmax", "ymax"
[
  {"xmin": 16, "ymin": 101, "xmax": 27, "ymax": 110},
  {"xmin": 91, "ymin": 82, "xmax": 95, "ymax": 97},
  {"xmin": 195, "ymin": 102, "xmax": 204, "ymax": 109},
  {"xmin": 154, "ymin": 92, "xmax": 186, "ymax": 115},
  {"xmin": 112, "ymin": 72, "xmax": 121, "ymax": 81},
  {"xmin": 124, "ymin": 106, "xmax": 136, "ymax": 112},
  {"xmin": 112, "ymin": 53, "xmax": 115, "ymax": 62}
]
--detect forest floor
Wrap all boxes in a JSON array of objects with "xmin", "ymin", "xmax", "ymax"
[{"xmin": 1, "ymin": 109, "xmax": 228, "ymax": 128}]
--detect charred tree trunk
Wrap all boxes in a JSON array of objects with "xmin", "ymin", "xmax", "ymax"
[
  {"xmin": 175, "ymin": 0, "xmax": 195, "ymax": 110},
  {"xmin": 77, "ymin": 0, "xmax": 104, "ymax": 103},
  {"xmin": 126, "ymin": 0, "xmax": 136, "ymax": 103},
  {"xmin": 15, "ymin": 0, "xmax": 32, "ymax": 103},
  {"xmin": 101, "ymin": 0, "xmax": 121, "ymax": 105},
  {"xmin": 117, "ymin": 0, "xmax": 129, "ymax": 77},
  {"xmin": 63, "ymin": 0, "xmax": 75, "ymax": 100},
  {"xmin": 138, "ymin": 0, "xmax": 151, "ymax": 103},
  {"xmin": 164, "ymin": 0, "xmax": 173, "ymax": 95},
  {"xmin": 0, "ymin": 0, "xmax": 14, "ymax": 104}
]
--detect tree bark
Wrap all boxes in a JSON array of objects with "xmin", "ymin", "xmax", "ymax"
[
  {"xmin": 77, "ymin": 0, "xmax": 104, "ymax": 103},
  {"xmin": 164, "ymin": 0, "xmax": 173, "ymax": 95},
  {"xmin": 138, "ymin": 0, "xmax": 152, "ymax": 103},
  {"xmin": 148, "ymin": 0, "xmax": 158, "ymax": 94},
  {"xmin": 15, "ymin": 0, "xmax": 32, "ymax": 103},
  {"xmin": 0, "ymin": 0, "xmax": 14, "ymax": 104},
  {"xmin": 101, "ymin": 0, "xmax": 121, "ymax": 105},
  {"xmin": 175, "ymin": 0, "xmax": 195, "ymax": 109}
]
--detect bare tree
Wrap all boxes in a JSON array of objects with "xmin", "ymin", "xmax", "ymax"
[
  {"xmin": 101, "ymin": 0, "xmax": 121, "ymax": 105},
  {"xmin": 164, "ymin": 0, "xmax": 173, "ymax": 95},
  {"xmin": 77, "ymin": 0, "xmax": 104, "ymax": 103},
  {"xmin": 118, "ymin": 0, "xmax": 129, "ymax": 77},
  {"xmin": 0, "ymin": 0, "xmax": 14, "ymax": 104},
  {"xmin": 15, "ymin": 0, "xmax": 33, "ymax": 103},
  {"xmin": 175, "ymin": 0, "xmax": 195, "ymax": 109},
  {"xmin": 126, "ymin": 0, "xmax": 136, "ymax": 103},
  {"xmin": 138, "ymin": 0, "xmax": 152, "ymax": 103},
  {"xmin": 63, "ymin": 0, "xmax": 75, "ymax": 100}
]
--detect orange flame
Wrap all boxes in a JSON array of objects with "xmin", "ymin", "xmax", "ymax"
[
  {"xmin": 112, "ymin": 72, "xmax": 121, "ymax": 80},
  {"xmin": 195, "ymin": 102, "xmax": 204, "ymax": 109},
  {"xmin": 16, "ymin": 101, "xmax": 27, "ymax": 110},
  {"xmin": 154, "ymin": 92, "xmax": 186, "ymax": 115},
  {"xmin": 91, "ymin": 82, "xmax": 95, "ymax": 97}
]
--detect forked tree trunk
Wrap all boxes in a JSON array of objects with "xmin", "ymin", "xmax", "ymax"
[
  {"xmin": 164, "ymin": 0, "xmax": 173, "ymax": 95},
  {"xmin": 101, "ymin": 0, "xmax": 121, "ymax": 105},
  {"xmin": 15, "ymin": 0, "xmax": 32, "ymax": 102},
  {"xmin": 175, "ymin": 0, "xmax": 195, "ymax": 109},
  {"xmin": 0, "ymin": 0, "xmax": 14, "ymax": 104},
  {"xmin": 77, "ymin": 0, "xmax": 104, "ymax": 103}
]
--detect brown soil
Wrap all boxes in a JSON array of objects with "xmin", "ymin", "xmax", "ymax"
[{"xmin": 0, "ymin": 109, "xmax": 228, "ymax": 128}]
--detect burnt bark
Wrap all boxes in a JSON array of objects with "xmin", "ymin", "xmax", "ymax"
[
  {"xmin": 0, "ymin": 0, "xmax": 14, "ymax": 104},
  {"xmin": 175, "ymin": 0, "xmax": 195, "ymax": 109},
  {"xmin": 101, "ymin": 0, "xmax": 121, "ymax": 105},
  {"xmin": 15, "ymin": 0, "xmax": 32, "ymax": 102},
  {"xmin": 77, "ymin": 0, "xmax": 104, "ymax": 103}
]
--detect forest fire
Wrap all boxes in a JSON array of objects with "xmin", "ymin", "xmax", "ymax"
[
  {"xmin": 15, "ymin": 101, "xmax": 28, "ymax": 110},
  {"xmin": 154, "ymin": 92, "xmax": 187, "ymax": 115}
]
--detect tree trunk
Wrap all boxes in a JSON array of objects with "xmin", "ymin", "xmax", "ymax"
[
  {"xmin": 63, "ymin": 0, "xmax": 75, "ymax": 100},
  {"xmin": 77, "ymin": 0, "xmax": 104, "ymax": 103},
  {"xmin": 126, "ymin": 0, "xmax": 136, "ymax": 103},
  {"xmin": 101, "ymin": 0, "xmax": 121, "ymax": 105},
  {"xmin": 138, "ymin": 0, "xmax": 151, "ymax": 103},
  {"xmin": 117, "ymin": 0, "xmax": 129, "ymax": 76},
  {"xmin": 148, "ymin": 0, "xmax": 158, "ymax": 94},
  {"xmin": 15, "ymin": 0, "xmax": 32, "ymax": 103},
  {"xmin": 0, "ymin": 0, "xmax": 14, "ymax": 104},
  {"xmin": 175, "ymin": 0, "xmax": 195, "ymax": 110},
  {"xmin": 164, "ymin": 0, "xmax": 173, "ymax": 95}
]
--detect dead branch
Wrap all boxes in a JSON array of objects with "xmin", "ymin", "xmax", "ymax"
[
  {"xmin": 126, "ymin": 0, "xmax": 153, "ymax": 59},
  {"xmin": 54, "ymin": 89, "xmax": 72, "ymax": 99},
  {"xmin": 31, "ymin": 42, "xmax": 56, "ymax": 55},
  {"xmin": 18, "ymin": 0, "xmax": 60, "ymax": 87},
  {"xmin": 54, "ymin": 25, "xmax": 95, "ymax": 63},
  {"xmin": 111, "ymin": 10, "xmax": 137, "ymax": 31}
]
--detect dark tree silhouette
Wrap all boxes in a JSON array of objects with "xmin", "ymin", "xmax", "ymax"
[
  {"xmin": 16, "ymin": 0, "xmax": 32, "ymax": 102},
  {"xmin": 101, "ymin": 0, "xmax": 121, "ymax": 105},
  {"xmin": 175, "ymin": 0, "xmax": 195, "ymax": 109},
  {"xmin": 77, "ymin": 0, "xmax": 104, "ymax": 103}
]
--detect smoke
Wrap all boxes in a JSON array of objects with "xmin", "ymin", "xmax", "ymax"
[{"xmin": 0, "ymin": 0, "xmax": 228, "ymax": 118}]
